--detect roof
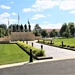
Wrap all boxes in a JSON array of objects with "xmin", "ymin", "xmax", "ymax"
[{"xmin": 43, "ymin": 29, "xmax": 60, "ymax": 32}]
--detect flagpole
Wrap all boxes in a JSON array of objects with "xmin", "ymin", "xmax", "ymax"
[
  {"xmin": 18, "ymin": 14, "xmax": 20, "ymax": 25},
  {"xmin": 8, "ymin": 18, "xmax": 9, "ymax": 36}
]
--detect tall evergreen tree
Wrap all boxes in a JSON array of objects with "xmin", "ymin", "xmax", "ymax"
[
  {"xmin": 59, "ymin": 23, "xmax": 67, "ymax": 36},
  {"xmin": 68, "ymin": 22, "xmax": 75, "ymax": 37}
]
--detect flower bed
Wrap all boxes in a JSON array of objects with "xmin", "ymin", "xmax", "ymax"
[{"xmin": 17, "ymin": 41, "xmax": 45, "ymax": 57}]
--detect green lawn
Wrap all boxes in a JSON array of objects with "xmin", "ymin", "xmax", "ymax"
[
  {"xmin": 0, "ymin": 44, "xmax": 29, "ymax": 65},
  {"xmin": 54, "ymin": 37, "xmax": 75, "ymax": 46}
]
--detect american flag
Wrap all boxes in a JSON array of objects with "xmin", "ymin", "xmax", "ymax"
[{"xmin": 28, "ymin": 19, "xmax": 30, "ymax": 25}]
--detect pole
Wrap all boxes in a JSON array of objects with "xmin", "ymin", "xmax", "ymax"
[
  {"xmin": 29, "ymin": 49, "xmax": 33, "ymax": 62},
  {"xmin": 41, "ymin": 45, "xmax": 43, "ymax": 49},
  {"xmin": 18, "ymin": 14, "xmax": 20, "ymax": 25},
  {"xmin": 62, "ymin": 41, "xmax": 63, "ymax": 47},
  {"xmin": 32, "ymin": 42, "xmax": 33, "ymax": 47},
  {"xmin": 8, "ymin": 18, "xmax": 9, "ymax": 36}
]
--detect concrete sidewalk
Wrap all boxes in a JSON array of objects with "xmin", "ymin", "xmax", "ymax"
[{"xmin": 28, "ymin": 41, "xmax": 75, "ymax": 59}]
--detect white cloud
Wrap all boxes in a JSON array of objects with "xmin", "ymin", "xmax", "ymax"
[
  {"xmin": 23, "ymin": 8, "xmax": 36, "ymax": 12},
  {"xmin": 23, "ymin": 8, "xmax": 32, "ymax": 12},
  {"xmin": 70, "ymin": 10, "xmax": 75, "ymax": 14},
  {"xmin": 23, "ymin": 0, "xmax": 75, "ymax": 13},
  {"xmin": 0, "ymin": 5, "xmax": 11, "ymax": 9},
  {"xmin": 59, "ymin": 0, "xmax": 75, "ymax": 10},
  {"xmin": 30, "ymin": 23, "xmax": 35, "ymax": 30},
  {"xmin": 31, "ymin": 22, "xmax": 62, "ymax": 30},
  {"xmin": 0, "ymin": 18, "xmax": 17, "ymax": 25},
  {"xmin": 12, "ymin": 12, "xmax": 17, "ymax": 15},
  {"xmin": 32, "ymin": 0, "xmax": 61, "ymax": 11},
  {"xmin": 9, "ymin": 19, "xmax": 17, "ymax": 24},
  {"xmin": 31, "ymin": 14, "xmax": 46, "ymax": 20},
  {"xmin": 41, "ymin": 23, "xmax": 62, "ymax": 29},
  {"xmin": 43, "ymin": 21, "xmax": 49, "ymax": 24},
  {"xmin": 23, "ymin": 0, "xmax": 61, "ymax": 12},
  {"xmin": 0, "ymin": 12, "xmax": 17, "ymax": 25},
  {"xmin": 10, "ymin": 1, "xmax": 14, "ymax": 4},
  {"xmin": 0, "ymin": 12, "xmax": 10, "ymax": 18}
]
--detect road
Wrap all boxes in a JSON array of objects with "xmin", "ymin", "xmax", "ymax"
[{"xmin": 0, "ymin": 58, "xmax": 75, "ymax": 75}]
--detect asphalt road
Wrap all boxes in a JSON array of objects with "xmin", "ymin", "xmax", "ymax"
[{"xmin": 0, "ymin": 58, "xmax": 75, "ymax": 75}]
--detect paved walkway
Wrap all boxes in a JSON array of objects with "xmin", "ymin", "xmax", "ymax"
[{"xmin": 28, "ymin": 41, "xmax": 75, "ymax": 59}]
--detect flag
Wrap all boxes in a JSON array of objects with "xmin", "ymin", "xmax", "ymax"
[{"xmin": 28, "ymin": 19, "xmax": 30, "ymax": 25}]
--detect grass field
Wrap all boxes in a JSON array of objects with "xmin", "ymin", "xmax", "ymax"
[
  {"xmin": 54, "ymin": 37, "xmax": 75, "ymax": 46},
  {"xmin": 0, "ymin": 44, "xmax": 29, "ymax": 65}
]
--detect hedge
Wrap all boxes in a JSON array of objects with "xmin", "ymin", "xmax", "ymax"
[{"xmin": 17, "ymin": 41, "xmax": 45, "ymax": 57}]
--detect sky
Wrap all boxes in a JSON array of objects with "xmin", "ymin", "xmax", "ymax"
[{"xmin": 0, "ymin": 0, "xmax": 75, "ymax": 30}]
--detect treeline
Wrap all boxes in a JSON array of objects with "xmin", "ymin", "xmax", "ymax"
[
  {"xmin": 60, "ymin": 22, "xmax": 75, "ymax": 38},
  {"xmin": 0, "ymin": 23, "xmax": 31, "ymax": 37},
  {"xmin": 0, "ymin": 22, "xmax": 75, "ymax": 38},
  {"xmin": 0, "ymin": 24, "xmax": 8, "ymax": 37},
  {"xmin": 33, "ymin": 22, "xmax": 75, "ymax": 38},
  {"xmin": 9, "ymin": 24, "xmax": 31, "ymax": 32},
  {"xmin": 33, "ymin": 24, "xmax": 58, "ymax": 38}
]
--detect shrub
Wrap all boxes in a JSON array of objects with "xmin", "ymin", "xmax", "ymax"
[
  {"xmin": 35, "ymin": 50, "xmax": 45, "ymax": 56},
  {"xmin": 63, "ymin": 45, "xmax": 66, "ymax": 47},
  {"xmin": 44, "ymin": 41, "xmax": 49, "ymax": 44},
  {"xmin": 70, "ymin": 46, "xmax": 75, "ymax": 48},
  {"xmin": 17, "ymin": 41, "xmax": 45, "ymax": 56}
]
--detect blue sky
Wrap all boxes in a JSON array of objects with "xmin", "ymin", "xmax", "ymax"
[{"xmin": 0, "ymin": 0, "xmax": 75, "ymax": 30}]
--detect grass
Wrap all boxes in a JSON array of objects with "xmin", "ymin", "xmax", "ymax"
[
  {"xmin": 53, "ymin": 37, "xmax": 75, "ymax": 46},
  {"xmin": 0, "ymin": 44, "xmax": 29, "ymax": 65}
]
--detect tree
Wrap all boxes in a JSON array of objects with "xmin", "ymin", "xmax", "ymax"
[
  {"xmin": 63, "ymin": 28, "xmax": 70, "ymax": 38},
  {"xmin": 24, "ymin": 24, "xmax": 27, "ymax": 32},
  {"xmin": 0, "ymin": 28, "xmax": 6, "ymax": 37},
  {"xmin": 41, "ymin": 30, "xmax": 48, "ymax": 38},
  {"xmin": 49, "ymin": 29, "xmax": 58, "ymax": 37},
  {"xmin": 33, "ymin": 30, "xmax": 40, "ymax": 36},
  {"xmin": 34, "ymin": 24, "xmax": 42, "ymax": 31},
  {"xmin": 68, "ymin": 22, "xmax": 75, "ymax": 37},
  {"xmin": 20, "ymin": 24, "xmax": 23, "ymax": 32},
  {"xmin": 33, "ymin": 24, "xmax": 42, "ymax": 36},
  {"xmin": 9, "ymin": 24, "xmax": 17, "ymax": 32},
  {"xmin": 0, "ymin": 24, "xmax": 7, "ymax": 29},
  {"xmin": 59, "ymin": 23, "xmax": 67, "ymax": 36}
]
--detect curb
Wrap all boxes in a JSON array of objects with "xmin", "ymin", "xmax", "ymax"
[
  {"xmin": 0, "ymin": 57, "xmax": 75, "ymax": 69},
  {"xmin": 0, "ymin": 61, "xmax": 28, "ymax": 69}
]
